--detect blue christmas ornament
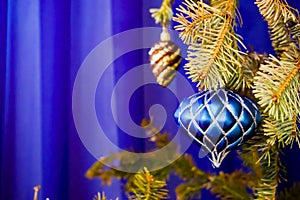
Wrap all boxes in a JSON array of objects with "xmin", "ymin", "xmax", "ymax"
[{"xmin": 174, "ymin": 88, "xmax": 262, "ymax": 168}]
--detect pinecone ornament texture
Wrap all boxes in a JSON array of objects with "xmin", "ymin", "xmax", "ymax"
[
  {"xmin": 148, "ymin": 31, "xmax": 181, "ymax": 87},
  {"xmin": 174, "ymin": 88, "xmax": 262, "ymax": 168}
]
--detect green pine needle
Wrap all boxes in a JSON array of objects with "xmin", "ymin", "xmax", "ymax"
[
  {"xmin": 150, "ymin": 0, "xmax": 173, "ymax": 26},
  {"xmin": 242, "ymin": 129, "xmax": 285, "ymax": 200},
  {"xmin": 227, "ymin": 51, "xmax": 267, "ymax": 93},
  {"xmin": 86, "ymin": 119, "xmax": 299, "ymax": 200},
  {"xmin": 173, "ymin": 0, "xmax": 246, "ymax": 90},
  {"xmin": 253, "ymin": 54, "xmax": 300, "ymax": 122},
  {"xmin": 207, "ymin": 171, "xmax": 254, "ymax": 200},
  {"xmin": 285, "ymin": 19, "xmax": 300, "ymax": 47},
  {"xmin": 278, "ymin": 182, "xmax": 300, "ymax": 200},
  {"xmin": 175, "ymin": 182, "xmax": 203, "ymax": 200},
  {"xmin": 128, "ymin": 168, "xmax": 168, "ymax": 200},
  {"xmin": 255, "ymin": 147, "xmax": 284, "ymax": 200},
  {"xmin": 263, "ymin": 115, "xmax": 300, "ymax": 149},
  {"xmin": 255, "ymin": 0, "xmax": 299, "ymax": 57}
]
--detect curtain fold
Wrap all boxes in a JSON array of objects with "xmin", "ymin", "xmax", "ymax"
[
  {"xmin": 1, "ymin": 0, "xmax": 153, "ymax": 199},
  {"xmin": 40, "ymin": 0, "xmax": 70, "ymax": 199},
  {"xmin": 0, "ymin": 1, "xmax": 7, "ymax": 197},
  {"xmin": 1, "ymin": 1, "xmax": 42, "ymax": 199}
]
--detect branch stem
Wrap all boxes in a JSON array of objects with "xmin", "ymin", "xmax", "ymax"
[
  {"xmin": 272, "ymin": 60, "xmax": 300, "ymax": 103},
  {"xmin": 201, "ymin": 1, "xmax": 235, "ymax": 79}
]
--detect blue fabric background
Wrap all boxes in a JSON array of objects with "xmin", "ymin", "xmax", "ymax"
[{"xmin": 1, "ymin": 0, "xmax": 300, "ymax": 199}]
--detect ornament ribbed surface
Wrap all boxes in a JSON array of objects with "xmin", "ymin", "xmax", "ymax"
[
  {"xmin": 174, "ymin": 88, "xmax": 262, "ymax": 167},
  {"xmin": 148, "ymin": 41, "xmax": 181, "ymax": 87}
]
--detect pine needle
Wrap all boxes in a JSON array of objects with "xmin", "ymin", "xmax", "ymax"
[
  {"xmin": 263, "ymin": 115, "xmax": 300, "ymax": 148},
  {"xmin": 255, "ymin": 147, "xmax": 284, "ymax": 200},
  {"xmin": 128, "ymin": 168, "xmax": 168, "ymax": 200},
  {"xmin": 253, "ymin": 54, "xmax": 300, "ymax": 121},
  {"xmin": 285, "ymin": 19, "xmax": 300, "ymax": 47},
  {"xmin": 226, "ymin": 51, "xmax": 267, "ymax": 93},
  {"xmin": 255, "ymin": 0, "xmax": 299, "ymax": 56},
  {"xmin": 173, "ymin": 0, "xmax": 246, "ymax": 90},
  {"xmin": 278, "ymin": 182, "xmax": 300, "ymax": 200},
  {"xmin": 150, "ymin": 0, "xmax": 173, "ymax": 26}
]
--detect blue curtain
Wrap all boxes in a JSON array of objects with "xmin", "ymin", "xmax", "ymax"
[{"xmin": 1, "ymin": 1, "xmax": 300, "ymax": 200}]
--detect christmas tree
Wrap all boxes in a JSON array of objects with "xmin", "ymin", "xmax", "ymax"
[{"xmin": 86, "ymin": 0, "xmax": 300, "ymax": 199}]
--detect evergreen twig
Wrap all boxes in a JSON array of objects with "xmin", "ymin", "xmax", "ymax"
[
  {"xmin": 226, "ymin": 51, "xmax": 267, "ymax": 94},
  {"xmin": 150, "ymin": 0, "xmax": 173, "ymax": 26},
  {"xmin": 128, "ymin": 168, "xmax": 168, "ymax": 200},
  {"xmin": 173, "ymin": 0, "xmax": 246, "ymax": 90},
  {"xmin": 278, "ymin": 182, "xmax": 300, "ymax": 200},
  {"xmin": 253, "ymin": 54, "xmax": 300, "ymax": 121},
  {"xmin": 255, "ymin": 0, "xmax": 299, "ymax": 56}
]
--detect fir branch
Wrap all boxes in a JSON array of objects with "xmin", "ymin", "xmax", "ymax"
[
  {"xmin": 206, "ymin": 171, "xmax": 254, "ymax": 200},
  {"xmin": 238, "ymin": 129, "xmax": 285, "ymax": 200},
  {"xmin": 285, "ymin": 19, "xmax": 300, "ymax": 47},
  {"xmin": 255, "ymin": 0, "xmax": 299, "ymax": 56},
  {"xmin": 240, "ymin": 132, "xmax": 268, "ymax": 164},
  {"xmin": 89, "ymin": 119, "xmax": 295, "ymax": 200},
  {"xmin": 86, "ymin": 120, "xmax": 180, "ymax": 185},
  {"xmin": 87, "ymin": 120, "xmax": 258, "ymax": 200},
  {"xmin": 172, "ymin": 154, "xmax": 209, "ymax": 181},
  {"xmin": 175, "ymin": 182, "xmax": 203, "ymax": 200},
  {"xmin": 174, "ymin": 0, "xmax": 246, "ymax": 90},
  {"xmin": 173, "ymin": 154, "xmax": 258, "ymax": 200},
  {"xmin": 150, "ymin": 0, "xmax": 173, "ymax": 26},
  {"xmin": 242, "ymin": 127, "xmax": 285, "ymax": 200},
  {"xmin": 128, "ymin": 168, "xmax": 168, "ymax": 200},
  {"xmin": 227, "ymin": 51, "xmax": 267, "ymax": 94},
  {"xmin": 255, "ymin": 146, "xmax": 284, "ymax": 200},
  {"xmin": 85, "ymin": 146, "xmax": 176, "ymax": 186},
  {"xmin": 173, "ymin": 0, "xmax": 226, "ymax": 44},
  {"xmin": 278, "ymin": 182, "xmax": 300, "ymax": 200},
  {"xmin": 253, "ymin": 54, "xmax": 300, "ymax": 121},
  {"xmin": 238, "ymin": 142, "xmax": 263, "ymax": 182},
  {"xmin": 263, "ymin": 115, "xmax": 300, "ymax": 149},
  {"xmin": 86, "ymin": 155, "xmax": 131, "ymax": 185},
  {"xmin": 170, "ymin": 154, "xmax": 211, "ymax": 200}
]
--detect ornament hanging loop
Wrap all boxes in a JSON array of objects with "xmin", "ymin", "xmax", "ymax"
[{"xmin": 160, "ymin": 26, "xmax": 171, "ymax": 41}]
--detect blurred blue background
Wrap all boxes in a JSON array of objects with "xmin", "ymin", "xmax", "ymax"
[{"xmin": 1, "ymin": 0, "xmax": 300, "ymax": 199}]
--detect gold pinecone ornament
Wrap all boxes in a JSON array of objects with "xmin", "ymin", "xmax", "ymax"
[{"xmin": 148, "ymin": 27, "xmax": 182, "ymax": 87}]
